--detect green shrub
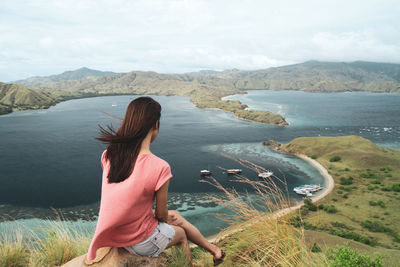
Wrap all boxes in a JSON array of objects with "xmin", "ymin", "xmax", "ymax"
[
  {"xmin": 323, "ymin": 205, "xmax": 338, "ymax": 213},
  {"xmin": 331, "ymin": 221, "xmax": 352, "ymax": 230},
  {"xmin": 368, "ymin": 185, "xmax": 374, "ymax": 191},
  {"xmin": 303, "ymin": 198, "xmax": 317, "ymax": 211},
  {"xmin": 303, "ymin": 198, "xmax": 312, "ymax": 206},
  {"xmin": 310, "ymin": 155, "xmax": 318, "ymax": 159},
  {"xmin": 329, "ymin": 155, "xmax": 342, "ymax": 162},
  {"xmin": 369, "ymin": 201, "xmax": 377, "ymax": 206},
  {"xmin": 289, "ymin": 216, "xmax": 302, "ymax": 228},
  {"xmin": 311, "ymin": 243, "xmax": 322, "ymax": 253},
  {"xmin": 368, "ymin": 173, "xmax": 378, "ymax": 179},
  {"xmin": 377, "ymin": 200, "xmax": 386, "ymax": 208},
  {"xmin": 379, "ymin": 168, "xmax": 386, "ymax": 171},
  {"xmin": 328, "ymin": 230, "xmax": 375, "ymax": 246},
  {"xmin": 300, "ymin": 205, "xmax": 309, "ymax": 216},
  {"xmin": 381, "ymin": 186, "xmax": 392, "ymax": 192},
  {"xmin": 327, "ymin": 245, "xmax": 382, "ymax": 267},
  {"xmin": 392, "ymin": 184, "xmax": 400, "ymax": 192},
  {"xmin": 340, "ymin": 177, "xmax": 353, "ymax": 185},
  {"xmin": 344, "ymin": 168, "xmax": 350, "ymax": 171},
  {"xmin": 370, "ymin": 180, "xmax": 381, "ymax": 184},
  {"xmin": 361, "ymin": 220, "xmax": 392, "ymax": 233},
  {"xmin": 304, "ymin": 222, "xmax": 317, "ymax": 230}
]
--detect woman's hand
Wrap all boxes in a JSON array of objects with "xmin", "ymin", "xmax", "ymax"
[{"xmin": 167, "ymin": 213, "xmax": 178, "ymax": 225}]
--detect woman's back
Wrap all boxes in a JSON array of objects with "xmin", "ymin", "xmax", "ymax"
[{"xmin": 87, "ymin": 150, "xmax": 172, "ymax": 261}]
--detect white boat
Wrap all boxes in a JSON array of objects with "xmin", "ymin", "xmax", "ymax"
[
  {"xmin": 200, "ymin": 170, "xmax": 211, "ymax": 176},
  {"xmin": 293, "ymin": 184, "xmax": 322, "ymax": 196},
  {"xmin": 258, "ymin": 170, "xmax": 273, "ymax": 178}
]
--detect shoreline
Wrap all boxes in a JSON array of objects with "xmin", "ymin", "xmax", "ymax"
[
  {"xmin": 202, "ymin": 153, "xmax": 335, "ymax": 245},
  {"xmin": 1, "ymin": 92, "xmax": 287, "ymax": 126}
]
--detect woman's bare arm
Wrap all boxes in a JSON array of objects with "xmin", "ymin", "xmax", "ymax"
[{"xmin": 155, "ymin": 180, "xmax": 170, "ymax": 222}]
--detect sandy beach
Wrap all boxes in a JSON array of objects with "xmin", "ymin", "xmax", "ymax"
[{"xmin": 201, "ymin": 153, "xmax": 335, "ymax": 245}]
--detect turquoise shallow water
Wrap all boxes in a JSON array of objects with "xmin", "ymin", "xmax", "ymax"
[
  {"xmin": 0, "ymin": 91, "xmax": 399, "ymax": 237},
  {"xmin": 224, "ymin": 90, "xmax": 400, "ymax": 149}
]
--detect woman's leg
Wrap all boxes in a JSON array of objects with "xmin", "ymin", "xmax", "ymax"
[
  {"xmin": 167, "ymin": 210, "xmax": 222, "ymax": 260},
  {"xmin": 166, "ymin": 225, "xmax": 193, "ymax": 266}
]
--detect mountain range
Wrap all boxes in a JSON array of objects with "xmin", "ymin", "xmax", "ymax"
[{"xmin": 1, "ymin": 60, "xmax": 400, "ymax": 121}]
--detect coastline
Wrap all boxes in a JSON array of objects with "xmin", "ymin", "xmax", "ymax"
[
  {"xmin": 202, "ymin": 153, "xmax": 335, "ymax": 245},
  {"xmin": 1, "ymin": 92, "xmax": 287, "ymax": 126},
  {"xmin": 199, "ymin": 105, "xmax": 289, "ymax": 126}
]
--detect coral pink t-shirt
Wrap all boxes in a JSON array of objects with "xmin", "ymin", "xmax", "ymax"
[{"xmin": 87, "ymin": 150, "xmax": 173, "ymax": 261}]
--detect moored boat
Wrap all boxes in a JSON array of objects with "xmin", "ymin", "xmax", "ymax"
[
  {"xmin": 227, "ymin": 169, "xmax": 242, "ymax": 174},
  {"xmin": 293, "ymin": 184, "xmax": 322, "ymax": 196},
  {"xmin": 200, "ymin": 170, "xmax": 212, "ymax": 176},
  {"xmin": 258, "ymin": 170, "xmax": 273, "ymax": 178}
]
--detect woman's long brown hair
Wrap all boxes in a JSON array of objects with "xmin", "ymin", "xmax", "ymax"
[{"xmin": 96, "ymin": 96, "xmax": 161, "ymax": 183}]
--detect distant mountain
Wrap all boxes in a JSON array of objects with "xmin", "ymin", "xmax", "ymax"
[
  {"xmin": 15, "ymin": 61, "xmax": 400, "ymax": 93},
  {"xmin": 14, "ymin": 67, "xmax": 115, "ymax": 88},
  {"xmin": 185, "ymin": 70, "xmax": 220, "ymax": 75},
  {"xmin": 5, "ymin": 60, "xmax": 399, "ymax": 122},
  {"xmin": 0, "ymin": 82, "xmax": 57, "ymax": 114},
  {"xmin": 206, "ymin": 61, "xmax": 400, "ymax": 92}
]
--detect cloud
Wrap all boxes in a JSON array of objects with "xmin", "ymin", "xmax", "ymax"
[
  {"xmin": 311, "ymin": 31, "xmax": 400, "ymax": 62},
  {"xmin": 0, "ymin": 0, "xmax": 399, "ymax": 81}
]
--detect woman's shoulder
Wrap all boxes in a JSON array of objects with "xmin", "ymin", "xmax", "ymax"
[{"xmin": 147, "ymin": 153, "xmax": 170, "ymax": 167}]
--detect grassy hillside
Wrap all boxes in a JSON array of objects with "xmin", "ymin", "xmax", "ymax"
[
  {"xmin": 0, "ymin": 82, "xmax": 58, "ymax": 114},
  {"xmin": 279, "ymin": 136, "xmax": 400, "ymax": 260},
  {"xmin": 209, "ymin": 61, "xmax": 400, "ymax": 92}
]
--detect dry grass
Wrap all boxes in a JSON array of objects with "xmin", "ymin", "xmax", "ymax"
[
  {"xmin": 166, "ymin": 154, "xmax": 329, "ymax": 267},
  {"xmin": 0, "ymin": 210, "xmax": 93, "ymax": 267}
]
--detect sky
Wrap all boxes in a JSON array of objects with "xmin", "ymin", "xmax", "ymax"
[{"xmin": 1, "ymin": 0, "xmax": 399, "ymax": 82}]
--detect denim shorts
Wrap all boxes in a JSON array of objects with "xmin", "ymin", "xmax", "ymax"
[{"xmin": 123, "ymin": 222, "xmax": 175, "ymax": 258}]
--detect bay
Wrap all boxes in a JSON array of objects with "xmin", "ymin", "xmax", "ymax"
[{"xmin": 1, "ymin": 90, "xmax": 399, "ymax": 237}]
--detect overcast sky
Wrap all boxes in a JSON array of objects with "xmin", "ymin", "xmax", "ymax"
[{"xmin": 1, "ymin": 0, "xmax": 399, "ymax": 81}]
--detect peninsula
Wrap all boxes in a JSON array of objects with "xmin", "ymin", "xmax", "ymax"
[{"xmin": 276, "ymin": 135, "xmax": 400, "ymax": 266}]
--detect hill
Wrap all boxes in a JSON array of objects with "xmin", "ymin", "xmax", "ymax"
[
  {"xmin": 14, "ymin": 67, "xmax": 115, "ymax": 88},
  {"xmin": 7, "ymin": 60, "xmax": 400, "ymax": 122},
  {"xmin": 0, "ymin": 82, "xmax": 58, "ymax": 114},
  {"xmin": 15, "ymin": 61, "xmax": 400, "ymax": 93},
  {"xmin": 9, "ymin": 70, "xmax": 289, "ymax": 125},
  {"xmin": 207, "ymin": 61, "xmax": 400, "ymax": 92},
  {"xmin": 279, "ymin": 136, "xmax": 400, "ymax": 253}
]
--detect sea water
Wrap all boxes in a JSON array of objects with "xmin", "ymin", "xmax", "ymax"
[{"xmin": 0, "ymin": 91, "xmax": 399, "ymax": 237}]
